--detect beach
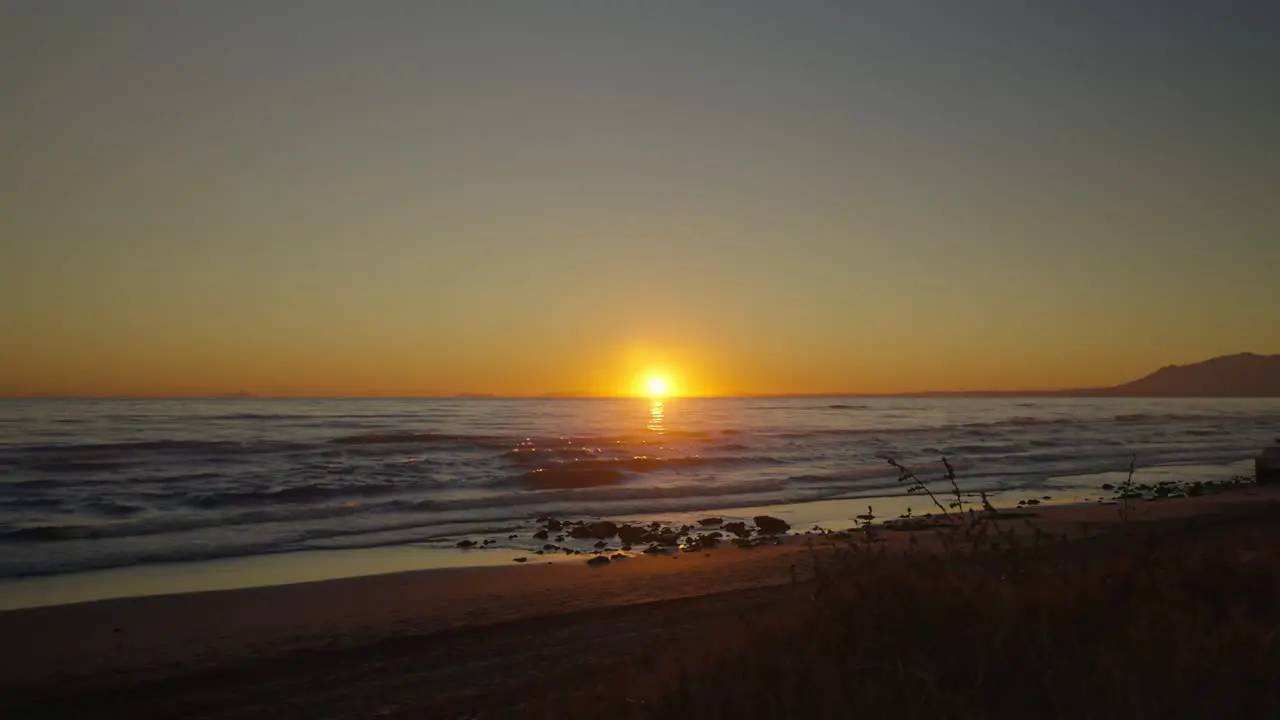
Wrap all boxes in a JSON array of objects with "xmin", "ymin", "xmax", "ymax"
[{"xmin": 5, "ymin": 484, "xmax": 1278, "ymax": 718}]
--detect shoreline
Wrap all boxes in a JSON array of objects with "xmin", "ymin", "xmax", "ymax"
[
  {"xmin": 0, "ymin": 459, "xmax": 1254, "ymax": 612},
  {"xmin": 4, "ymin": 482, "xmax": 1278, "ymax": 701}
]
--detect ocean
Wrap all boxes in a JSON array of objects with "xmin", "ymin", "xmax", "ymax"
[{"xmin": 2, "ymin": 397, "xmax": 1278, "ymax": 583}]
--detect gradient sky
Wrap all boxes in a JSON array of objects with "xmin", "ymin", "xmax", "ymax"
[{"xmin": 3, "ymin": 1, "xmax": 1278, "ymax": 397}]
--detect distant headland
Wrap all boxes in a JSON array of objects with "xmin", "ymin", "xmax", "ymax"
[{"xmin": 848, "ymin": 353, "xmax": 1280, "ymax": 399}]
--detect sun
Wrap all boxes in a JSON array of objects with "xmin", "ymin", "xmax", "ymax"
[{"xmin": 646, "ymin": 376, "xmax": 668, "ymax": 398}]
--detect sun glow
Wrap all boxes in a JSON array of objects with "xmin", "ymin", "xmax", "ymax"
[{"xmin": 645, "ymin": 376, "xmax": 669, "ymax": 398}]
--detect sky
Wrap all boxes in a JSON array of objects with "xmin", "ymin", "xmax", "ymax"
[{"xmin": 2, "ymin": 1, "xmax": 1278, "ymax": 397}]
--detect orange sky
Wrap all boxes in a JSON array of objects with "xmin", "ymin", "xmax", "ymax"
[{"xmin": 3, "ymin": 4, "xmax": 1278, "ymax": 398}]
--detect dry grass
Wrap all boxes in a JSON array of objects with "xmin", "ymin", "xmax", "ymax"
[{"xmin": 488, "ymin": 470, "xmax": 1280, "ymax": 719}]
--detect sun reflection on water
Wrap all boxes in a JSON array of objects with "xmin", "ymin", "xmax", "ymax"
[{"xmin": 647, "ymin": 399, "xmax": 665, "ymax": 434}]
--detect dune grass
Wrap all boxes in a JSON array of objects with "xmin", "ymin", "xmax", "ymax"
[{"xmin": 489, "ymin": 467, "xmax": 1280, "ymax": 719}]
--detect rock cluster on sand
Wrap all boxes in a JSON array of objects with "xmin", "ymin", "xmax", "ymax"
[
  {"xmin": 458, "ymin": 515, "xmax": 796, "ymax": 565},
  {"xmin": 753, "ymin": 515, "xmax": 790, "ymax": 534}
]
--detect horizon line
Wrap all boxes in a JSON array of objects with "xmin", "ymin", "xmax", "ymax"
[{"xmin": 0, "ymin": 386, "xmax": 1121, "ymax": 397}]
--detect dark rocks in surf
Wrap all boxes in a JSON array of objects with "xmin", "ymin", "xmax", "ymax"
[
  {"xmin": 698, "ymin": 517, "xmax": 724, "ymax": 527},
  {"xmin": 616, "ymin": 524, "xmax": 647, "ymax": 544},
  {"xmin": 593, "ymin": 540, "xmax": 608, "ymax": 549},
  {"xmin": 643, "ymin": 531, "xmax": 681, "ymax": 546},
  {"xmin": 684, "ymin": 534, "xmax": 720, "ymax": 551},
  {"xmin": 723, "ymin": 522, "xmax": 751, "ymax": 538},
  {"xmin": 532, "ymin": 530, "xmax": 549, "ymax": 540},
  {"xmin": 586, "ymin": 555, "xmax": 611, "ymax": 567},
  {"xmin": 512, "ymin": 557, "xmax": 528, "ymax": 563},
  {"xmin": 569, "ymin": 521, "xmax": 618, "ymax": 540},
  {"xmin": 545, "ymin": 518, "xmax": 563, "ymax": 532},
  {"xmin": 456, "ymin": 540, "xmax": 477, "ymax": 548},
  {"xmin": 753, "ymin": 516, "xmax": 790, "ymax": 534}
]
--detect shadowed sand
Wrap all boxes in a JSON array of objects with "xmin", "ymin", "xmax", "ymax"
[{"xmin": 3, "ymin": 485, "xmax": 1278, "ymax": 717}]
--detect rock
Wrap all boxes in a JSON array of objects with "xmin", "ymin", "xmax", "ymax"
[
  {"xmin": 569, "ymin": 521, "xmax": 618, "ymax": 540},
  {"xmin": 543, "ymin": 544, "xmax": 557, "ymax": 550},
  {"xmin": 508, "ymin": 534, "xmax": 519, "ymax": 540},
  {"xmin": 1101, "ymin": 483, "xmax": 1115, "ymax": 490},
  {"xmin": 512, "ymin": 557, "xmax": 528, "ymax": 563},
  {"xmin": 1026, "ymin": 498, "xmax": 1041, "ymax": 506},
  {"xmin": 723, "ymin": 521, "xmax": 751, "ymax": 538},
  {"xmin": 611, "ymin": 553, "xmax": 628, "ymax": 560},
  {"xmin": 616, "ymin": 524, "xmax": 647, "ymax": 543},
  {"xmin": 482, "ymin": 539, "xmax": 494, "ymax": 545},
  {"xmin": 554, "ymin": 535, "xmax": 565, "ymax": 542},
  {"xmin": 586, "ymin": 556, "xmax": 611, "ymax": 567},
  {"xmin": 733, "ymin": 537, "xmax": 758, "ymax": 549},
  {"xmin": 684, "ymin": 534, "xmax": 720, "ymax": 551},
  {"xmin": 753, "ymin": 515, "xmax": 791, "ymax": 535},
  {"xmin": 545, "ymin": 518, "xmax": 563, "ymax": 532},
  {"xmin": 643, "ymin": 544, "xmax": 669, "ymax": 555},
  {"xmin": 535, "ymin": 550, "xmax": 545, "ymax": 555},
  {"xmin": 456, "ymin": 540, "xmax": 476, "ymax": 548},
  {"xmin": 651, "ymin": 532, "xmax": 681, "ymax": 546},
  {"xmin": 533, "ymin": 530, "xmax": 549, "ymax": 540},
  {"xmin": 621, "ymin": 543, "xmax": 632, "ymax": 551},
  {"xmin": 698, "ymin": 517, "xmax": 724, "ymax": 527},
  {"xmin": 706, "ymin": 531, "xmax": 723, "ymax": 539},
  {"xmin": 593, "ymin": 540, "xmax": 608, "ymax": 549}
]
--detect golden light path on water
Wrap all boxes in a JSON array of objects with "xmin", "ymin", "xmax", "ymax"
[{"xmin": 647, "ymin": 400, "xmax": 665, "ymax": 434}]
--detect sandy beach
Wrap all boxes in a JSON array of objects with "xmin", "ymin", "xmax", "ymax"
[{"xmin": 4, "ymin": 484, "xmax": 1278, "ymax": 717}]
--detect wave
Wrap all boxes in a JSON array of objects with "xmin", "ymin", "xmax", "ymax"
[
  {"xmin": 205, "ymin": 413, "xmax": 307, "ymax": 421},
  {"xmin": 328, "ymin": 432, "xmax": 508, "ymax": 447},
  {"xmin": 411, "ymin": 477, "xmax": 795, "ymax": 513},
  {"xmin": 12, "ymin": 440, "xmax": 308, "ymax": 458},
  {"xmin": 186, "ymin": 481, "xmax": 412, "ymax": 509},
  {"xmin": 502, "ymin": 444, "xmax": 609, "ymax": 466},
  {"xmin": 0, "ymin": 502, "xmax": 374, "ymax": 543},
  {"xmin": 21, "ymin": 459, "xmax": 132, "ymax": 473},
  {"xmin": 940, "ymin": 444, "xmax": 1029, "ymax": 456},
  {"xmin": 519, "ymin": 456, "xmax": 717, "ymax": 489}
]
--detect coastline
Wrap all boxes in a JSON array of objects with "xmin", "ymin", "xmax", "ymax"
[
  {"xmin": 4, "ymin": 482, "xmax": 1278, "ymax": 707},
  {"xmin": 0, "ymin": 458, "xmax": 1253, "ymax": 613}
]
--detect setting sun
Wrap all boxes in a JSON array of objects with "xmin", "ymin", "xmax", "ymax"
[{"xmin": 646, "ymin": 376, "xmax": 668, "ymax": 397}]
